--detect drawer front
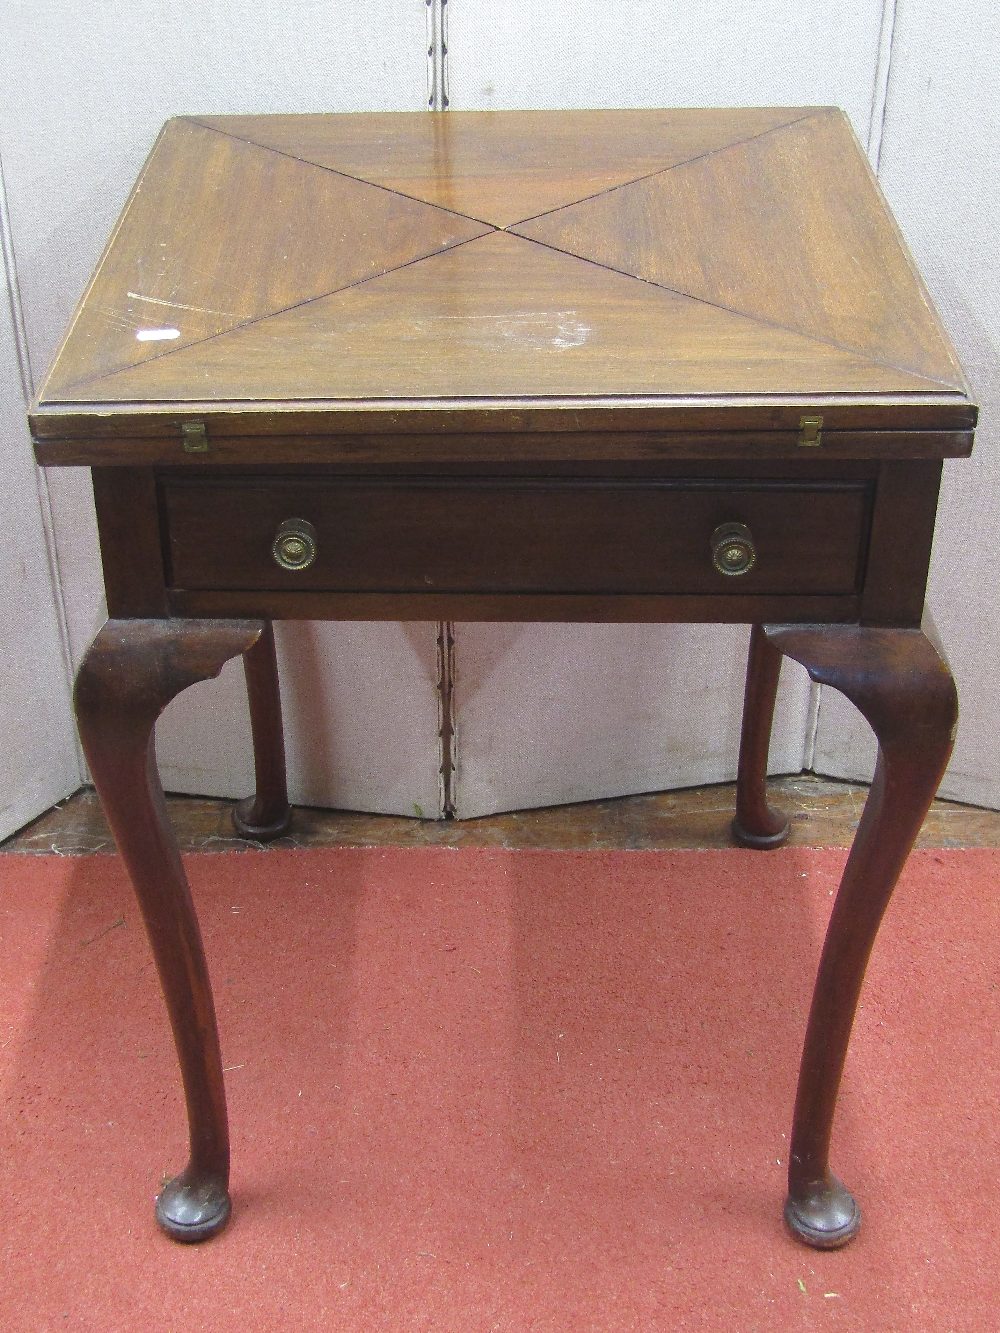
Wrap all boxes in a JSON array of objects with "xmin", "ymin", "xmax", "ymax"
[{"xmin": 162, "ymin": 476, "xmax": 871, "ymax": 596}]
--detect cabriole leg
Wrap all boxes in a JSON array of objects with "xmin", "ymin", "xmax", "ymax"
[
  {"xmin": 733, "ymin": 623, "xmax": 791, "ymax": 849},
  {"xmin": 74, "ymin": 617, "xmax": 266, "ymax": 1242},
  {"xmin": 232, "ymin": 620, "xmax": 292, "ymax": 841},
  {"xmin": 763, "ymin": 622, "xmax": 957, "ymax": 1248}
]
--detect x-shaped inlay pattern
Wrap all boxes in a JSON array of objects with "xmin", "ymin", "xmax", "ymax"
[{"xmin": 42, "ymin": 109, "xmax": 963, "ymax": 405}]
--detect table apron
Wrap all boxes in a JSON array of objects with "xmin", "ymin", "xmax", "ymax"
[
  {"xmin": 89, "ymin": 460, "xmax": 941, "ymax": 629},
  {"xmin": 161, "ymin": 473, "xmax": 871, "ymax": 596}
]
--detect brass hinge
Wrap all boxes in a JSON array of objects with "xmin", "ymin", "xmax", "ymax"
[
  {"xmin": 181, "ymin": 421, "xmax": 209, "ymax": 453},
  {"xmin": 798, "ymin": 414, "xmax": 823, "ymax": 447}
]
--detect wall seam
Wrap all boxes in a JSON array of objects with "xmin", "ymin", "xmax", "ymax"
[
  {"xmin": 426, "ymin": 0, "xmax": 449, "ymax": 111},
  {"xmin": 426, "ymin": 0, "xmax": 455, "ymax": 815},
  {"xmin": 0, "ymin": 160, "xmax": 34, "ymax": 405},
  {"xmin": 435, "ymin": 621, "xmax": 457, "ymax": 817},
  {"xmin": 0, "ymin": 146, "xmax": 85, "ymax": 781},
  {"xmin": 867, "ymin": 0, "xmax": 899, "ymax": 170},
  {"xmin": 802, "ymin": 681, "xmax": 821, "ymax": 772}
]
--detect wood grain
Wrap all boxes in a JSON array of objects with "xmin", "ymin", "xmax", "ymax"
[
  {"xmin": 32, "ymin": 107, "xmax": 973, "ymax": 467},
  {"xmin": 91, "ymin": 468, "xmax": 168, "ymax": 616},
  {"xmin": 31, "ymin": 404, "xmax": 976, "ymax": 464},
  {"xmin": 41, "ymin": 119, "xmax": 487, "ymax": 398},
  {"xmin": 51, "ymin": 232, "xmax": 955, "ymax": 405},
  {"xmin": 162, "ymin": 475, "xmax": 870, "ymax": 597},
  {"xmin": 32, "ymin": 427, "xmax": 975, "ymax": 469},
  {"xmin": 73, "ymin": 617, "xmax": 268, "ymax": 1241},
  {"xmin": 860, "ymin": 461, "xmax": 943, "ymax": 626},
  {"xmin": 514, "ymin": 111, "xmax": 964, "ymax": 389},
  {"xmin": 762, "ymin": 622, "xmax": 958, "ymax": 1247},
  {"xmin": 233, "ymin": 621, "xmax": 292, "ymax": 842},
  {"xmin": 49, "ymin": 108, "xmax": 977, "ymax": 1256},
  {"xmin": 732, "ymin": 624, "xmax": 791, "ymax": 849},
  {"xmin": 193, "ymin": 108, "xmax": 812, "ymax": 228}
]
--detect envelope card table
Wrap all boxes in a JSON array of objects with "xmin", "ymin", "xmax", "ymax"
[{"xmin": 30, "ymin": 108, "xmax": 975, "ymax": 1248}]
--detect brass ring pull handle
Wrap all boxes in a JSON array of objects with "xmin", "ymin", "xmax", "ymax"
[
  {"xmin": 272, "ymin": 518, "xmax": 317, "ymax": 571},
  {"xmin": 711, "ymin": 522, "xmax": 757, "ymax": 577}
]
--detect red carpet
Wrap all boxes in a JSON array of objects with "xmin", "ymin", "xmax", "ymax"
[{"xmin": 1, "ymin": 846, "xmax": 998, "ymax": 1330}]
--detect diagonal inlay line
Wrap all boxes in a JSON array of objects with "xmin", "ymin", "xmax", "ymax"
[
  {"xmin": 186, "ymin": 117, "xmax": 504, "ymax": 231},
  {"xmin": 506, "ymin": 233, "xmax": 962, "ymax": 391},
  {"xmin": 60, "ymin": 229, "xmax": 959, "ymax": 405},
  {"xmin": 51, "ymin": 113, "xmax": 963, "ymax": 402},
  {"xmin": 45, "ymin": 119, "xmax": 490, "ymax": 397},
  {"xmin": 189, "ymin": 110, "xmax": 822, "ymax": 232},
  {"xmin": 513, "ymin": 113, "xmax": 964, "ymax": 389},
  {"xmin": 53, "ymin": 233, "xmax": 489, "ymax": 398},
  {"xmin": 507, "ymin": 109, "xmax": 823, "ymax": 231}
]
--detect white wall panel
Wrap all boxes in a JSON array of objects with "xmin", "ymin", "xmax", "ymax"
[
  {"xmin": 155, "ymin": 623, "xmax": 444, "ymax": 818},
  {"xmin": 452, "ymin": 624, "xmax": 814, "ymax": 819},
  {"xmin": 0, "ymin": 2, "xmax": 446, "ymax": 817},
  {"xmin": 4, "ymin": 2, "xmax": 427, "ymax": 378},
  {"xmin": 4, "ymin": 1, "xmax": 995, "ymax": 826},
  {"xmin": 446, "ymin": 0, "xmax": 885, "ymax": 816},
  {"xmin": 813, "ymin": 0, "xmax": 1000, "ymax": 809},
  {"xmin": 448, "ymin": 0, "xmax": 885, "ymax": 139},
  {"xmin": 0, "ymin": 258, "xmax": 77, "ymax": 839}
]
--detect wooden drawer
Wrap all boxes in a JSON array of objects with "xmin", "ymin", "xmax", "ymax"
[{"xmin": 161, "ymin": 475, "xmax": 871, "ymax": 596}]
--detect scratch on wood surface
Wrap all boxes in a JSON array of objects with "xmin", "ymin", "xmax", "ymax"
[
  {"xmin": 126, "ymin": 291, "xmax": 241, "ymax": 317},
  {"xmin": 101, "ymin": 308, "xmax": 142, "ymax": 333}
]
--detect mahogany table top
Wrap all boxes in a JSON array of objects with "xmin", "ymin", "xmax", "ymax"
[{"xmin": 31, "ymin": 108, "xmax": 973, "ymax": 460}]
